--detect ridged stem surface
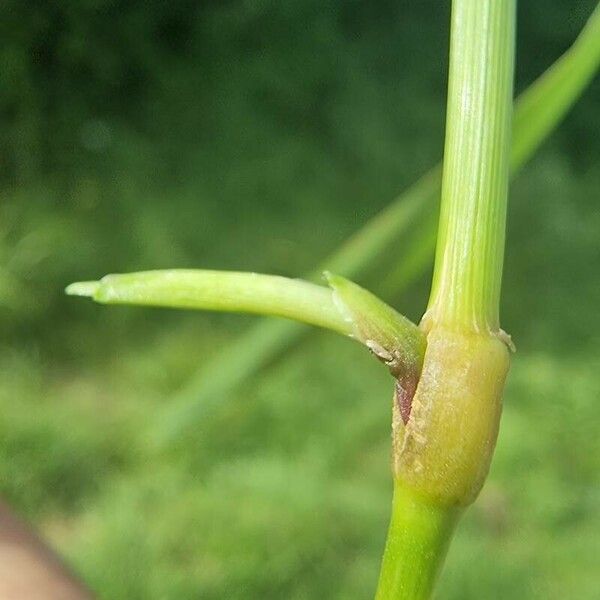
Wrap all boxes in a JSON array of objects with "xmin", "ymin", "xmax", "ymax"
[{"xmin": 427, "ymin": 0, "xmax": 516, "ymax": 333}]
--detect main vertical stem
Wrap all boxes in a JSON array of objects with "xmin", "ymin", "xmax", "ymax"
[
  {"xmin": 375, "ymin": 1, "xmax": 515, "ymax": 598},
  {"xmin": 426, "ymin": 0, "xmax": 516, "ymax": 333},
  {"xmin": 375, "ymin": 484, "xmax": 460, "ymax": 600}
]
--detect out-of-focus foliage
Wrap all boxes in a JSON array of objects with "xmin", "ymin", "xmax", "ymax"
[{"xmin": 0, "ymin": 1, "xmax": 598, "ymax": 598}]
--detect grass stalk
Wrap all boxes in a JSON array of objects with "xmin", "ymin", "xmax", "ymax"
[
  {"xmin": 426, "ymin": 0, "xmax": 515, "ymax": 333},
  {"xmin": 374, "ymin": 484, "xmax": 461, "ymax": 600},
  {"xmin": 68, "ymin": 270, "xmax": 427, "ymax": 392},
  {"xmin": 67, "ymin": 270, "xmax": 352, "ymax": 336},
  {"xmin": 376, "ymin": 1, "xmax": 516, "ymax": 597}
]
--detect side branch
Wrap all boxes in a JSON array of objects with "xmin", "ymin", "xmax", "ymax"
[{"xmin": 67, "ymin": 269, "xmax": 426, "ymax": 389}]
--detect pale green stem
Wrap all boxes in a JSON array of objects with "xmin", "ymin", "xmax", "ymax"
[
  {"xmin": 374, "ymin": 483, "xmax": 461, "ymax": 600},
  {"xmin": 376, "ymin": 2, "xmax": 516, "ymax": 598},
  {"xmin": 67, "ymin": 270, "xmax": 351, "ymax": 335},
  {"xmin": 67, "ymin": 270, "xmax": 426, "ymax": 379},
  {"xmin": 427, "ymin": 0, "xmax": 516, "ymax": 333},
  {"xmin": 159, "ymin": 2, "xmax": 600, "ymax": 443}
]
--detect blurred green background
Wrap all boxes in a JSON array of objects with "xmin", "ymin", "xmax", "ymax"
[{"xmin": 1, "ymin": 1, "xmax": 599, "ymax": 598}]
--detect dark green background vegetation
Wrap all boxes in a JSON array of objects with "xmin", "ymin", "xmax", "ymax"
[{"xmin": 1, "ymin": 1, "xmax": 599, "ymax": 598}]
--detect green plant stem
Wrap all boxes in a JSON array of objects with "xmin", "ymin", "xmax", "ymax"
[
  {"xmin": 374, "ymin": 483, "xmax": 460, "ymax": 600},
  {"xmin": 67, "ymin": 269, "xmax": 426, "ymax": 378},
  {"xmin": 67, "ymin": 270, "xmax": 352, "ymax": 334},
  {"xmin": 376, "ymin": 2, "xmax": 516, "ymax": 598},
  {"xmin": 160, "ymin": 2, "xmax": 600, "ymax": 443},
  {"xmin": 427, "ymin": 0, "xmax": 515, "ymax": 333}
]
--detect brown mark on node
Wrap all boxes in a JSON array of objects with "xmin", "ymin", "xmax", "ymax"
[
  {"xmin": 364, "ymin": 340, "xmax": 419, "ymax": 424},
  {"xmin": 395, "ymin": 376, "xmax": 417, "ymax": 424}
]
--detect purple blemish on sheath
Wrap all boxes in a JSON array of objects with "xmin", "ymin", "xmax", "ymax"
[{"xmin": 395, "ymin": 377, "xmax": 417, "ymax": 424}]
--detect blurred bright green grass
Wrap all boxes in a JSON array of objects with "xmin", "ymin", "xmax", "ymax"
[
  {"xmin": 0, "ymin": 1, "xmax": 599, "ymax": 598},
  {"xmin": 1, "ymin": 155, "xmax": 599, "ymax": 599},
  {"xmin": 1, "ymin": 310, "xmax": 599, "ymax": 599}
]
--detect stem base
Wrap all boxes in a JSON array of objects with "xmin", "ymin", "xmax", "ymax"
[{"xmin": 375, "ymin": 483, "xmax": 460, "ymax": 600}]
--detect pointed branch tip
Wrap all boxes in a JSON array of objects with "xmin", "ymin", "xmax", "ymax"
[{"xmin": 65, "ymin": 281, "xmax": 100, "ymax": 298}]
